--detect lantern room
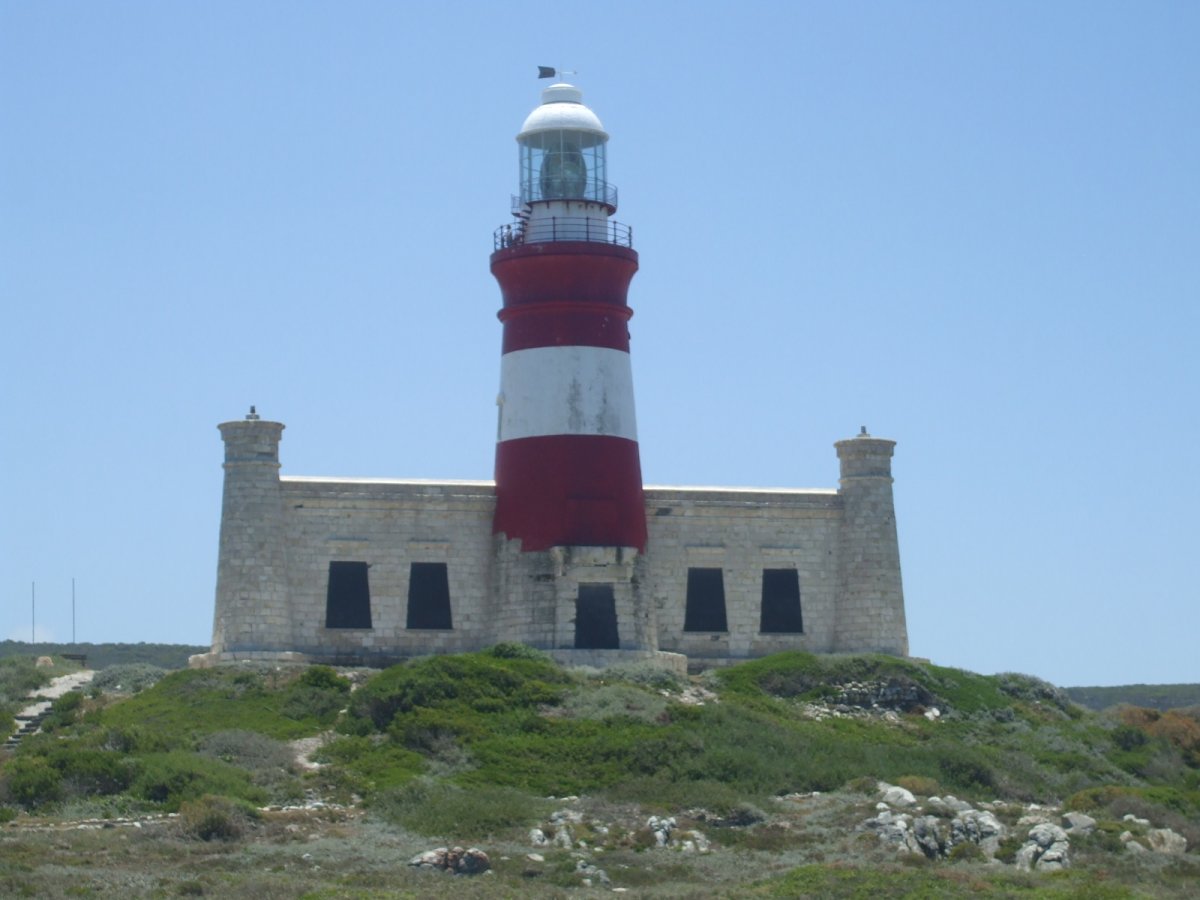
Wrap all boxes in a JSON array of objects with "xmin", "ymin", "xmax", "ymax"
[{"xmin": 517, "ymin": 83, "xmax": 616, "ymax": 211}]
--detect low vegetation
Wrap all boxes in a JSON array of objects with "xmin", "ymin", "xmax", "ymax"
[
  {"xmin": 0, "ymin": 641, "xmax": 208, "ymax": 670},
  {"xmin": 1, "ymin": 647, "xmax": 1198, "ymax": 897},
  {"xmin": 1067, "ymin": 683, "xmax": 1200, "ymax": 712}
]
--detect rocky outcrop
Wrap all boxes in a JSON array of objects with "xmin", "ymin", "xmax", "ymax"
[
  {"xmin": 863, "ymin": 786, "xmax": 1007, "ymax": 860},
  {"xmin": 1016, "ymin": 823, "xmax": 1070, "ymax": 871},
  {"xmin": 408, "ymin": 846, "xmax": 490, "ymax": 875}
]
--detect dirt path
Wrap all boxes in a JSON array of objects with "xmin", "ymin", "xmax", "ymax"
[
  {"xmin": 16, "ymin": 668, "xmax": 95, "ymax": 718},
  {"xmin": 5, "ymin": 668, "xmax": 96, "ymax": 748}
]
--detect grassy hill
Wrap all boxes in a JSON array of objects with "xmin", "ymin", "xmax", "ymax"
[
  {"xmin": 1065, "ymin": 684, "xmax": 1200, "ymax": 712},
  {"xmin": 2, "ymin": 648, "xmax": 1197, "ymax": 897}
]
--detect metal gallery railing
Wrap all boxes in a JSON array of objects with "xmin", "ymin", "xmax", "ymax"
[{"xmin": 494, "ymin": 217, "xmax": 633, "ymax": 250}]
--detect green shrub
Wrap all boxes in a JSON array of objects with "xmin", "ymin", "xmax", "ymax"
[
  {"xmin": 947, "ymin": 840, "xmax": 985, "ymax": 862},
  {"xmin": 46, "ymin": 747, "xmax": 135, "ymax": 797},
  {"xmin": 131, "ymin": 751, "xmax": 266, "ymax": 810},
  {"xmin": 601, "ymin": 660, "xmax": 685, "ymax": 692},
  {"xmin": 296, "ymin": 665, "xmax": 351, "ymax": 692},
  {"xmin": 177, "ymin": 794, "xmax": 258, "ymax": 841},
  {"xmin": 377, "ymin": 777, "xmax": 549, "ymax": 839},
  {"xmin": 95, "ymin": 668, "xmax": 331, "ymax": 741},
  {"xmin": 993, "ymin": 834, "xmax": 1024, "ymax": 864},
  {"xmin": 843, "ymin": 775, "xmax": 878, "ymax": 795},
  {"xmin": 2, "ymin": 756, "xmax": 63, "ymax": 809},
  {"xmin": 316, "ymin": 735, "xmax": 425, "ymax": 792},
  {"xmin": 347, "ymin": 652, "xmax": 569, "ymax": 730},
  {"xmin": 1111, "ymin": 724, "xmax": 1149, "ymax": 751},
  {"xmin": 484, "ymin": 642, "xmax": 551, "ymax": 662},
  {"xmin": 561, "ymin": 683, "xmax": 668, "ymax": 723},
  {"xmin": 896, "ymin": 775, "xmax": 942, "ymax": 797},
  {"xmin": 41, "ymin": 690, "xmax": 84, "ymax": 731},
  {"xmin": 197, "ymin": 730, "xmax": 301, "ymax": 801}
]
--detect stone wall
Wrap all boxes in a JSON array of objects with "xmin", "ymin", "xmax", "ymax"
[
  {"xmin": 200, "ymin": 417, "xmax": 908, "ymax": 668},
  {"xmin": 641, "ymin": 486, "xmax": 845, "ymax": 664}
]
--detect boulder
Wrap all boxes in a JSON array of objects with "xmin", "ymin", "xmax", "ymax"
[
  {"xmin": 1062, "ymin": 812, "xmax": 1096, "ymax": 835},
  {"xmin": 1146, "ymin": 828, "xmax": 1188, "ymax": 855},
  {"xmin": 574, "ymin": 858, "xmax": 610, "ymax": 886},
  {"xmin": 1016, "ymin": 823, "xmax": 1070, "ymax": 871},
  {"xmin": 457, "ymin": 848, "xmax": 490, "ymax": 875},
  {"xmin": 647, "ymin": 815, "xmax": 676, "ymax": 847},
  {"xmin": 862, "ymin": 810, "xmax": 920, "ymax": 854},
  {"xmin": 878, "ymin": 783, "xmax": 917, "ymax": 807},
  {"xmin": 912, "ymin": 815, "xmax": 945, "ymax": 859},
  {"xmin": 950, "ymin": 809, "xmax": 1005, "ymax": 858},
  {"xmin": 940, "ymin": 795, "xmax": 974, "ymax": 813}
]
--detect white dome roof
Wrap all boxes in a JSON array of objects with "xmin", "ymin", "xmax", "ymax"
[{"xmin": 518, "ymin": 83, "xmax": 608, "ymax": 141}]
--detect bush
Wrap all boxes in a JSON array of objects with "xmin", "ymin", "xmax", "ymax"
[
  {"xmin": 177, "ymin": 794, "xmax": 257, "ymax": 841},
  {"xmin": 896, "ymin": 775, "xmax": 942, "ymax": 797},
  {"xmin": 484, "ymin": 642, "xmax": 551, "ymax": 662},
  {"xmin": 197, "ymin": 730, "xmax": 301, "ymax": 801},
  {"xmin": 316, "ymin": 734, "xmax": 425, "ymax": 792},
  {"xmin": 296, "ymin": 665, "xmax": 352, "ymax": 692},
  {"xmin": 95, "ymin": 667, "xmax": 334, "ymax": 741},
  {"xmin": 561, "ymin": 683, "xmax": 668, "ymax": 723},
  {"xmin": 377, "ymin": 777, "xmax": 549, "ymax": 839},
  {"xmin": 47, "ymin": 747, "xmax": 135, "ymax": 797},
  {"xmin": 131, "ymin": 751, "xmax": 266, "ymax": 810},
  {"xmin": 602, "ymin": 661, "xmax": 685, "ymax": 692},
  {"xmin": 347, "ymin": 652, "xmax": 569, "ymax": 730},
  {"xmin": 948, "ymin": 840, "xmax": 985, "ymax": 862},
  {"xmin": 2, "ymin": 756, "xmax": 63, "ymax": 809},
  {"xmin": 40, "ymin": 690, "xmax": 84, "ymax": 731},
  {"xmin": 91, "ymin": 664, "xmax": 168, "ymax": 694},
  {"xmin": 993, "ymin": 834, "xmax": 1025, "ymax": 864}
]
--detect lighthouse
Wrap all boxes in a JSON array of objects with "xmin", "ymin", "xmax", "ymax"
[
  {"xmin": 490, "ymin": 82, "xmax": 647, "ymax": 554},
  {"xmin": 199, "ymin": 79, "xmax": 910, "ymax": 671}
]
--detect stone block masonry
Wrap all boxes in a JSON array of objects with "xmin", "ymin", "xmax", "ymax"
[{"xmin": 194, "ymin": 416, "xmax": 908, "ymax": 669}]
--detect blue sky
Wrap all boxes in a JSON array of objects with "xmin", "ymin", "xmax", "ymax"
[{"xmin": 2, "ymin": 2, "xmax": 1196, "ymax": 687}]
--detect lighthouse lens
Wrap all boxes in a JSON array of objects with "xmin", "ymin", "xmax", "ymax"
[{"xmin": 539, "ymin": 143, "xmax": 587, "ymax": 199}]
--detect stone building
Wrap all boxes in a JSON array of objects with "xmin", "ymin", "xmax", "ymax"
[{"xmin": 192, "ymin": 82, "xmax": 908, "ymax": 672}]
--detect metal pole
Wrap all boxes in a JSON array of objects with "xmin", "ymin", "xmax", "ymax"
[
  {"xmin": 72, "ymin": 577, "xmax": 76, "ymax": 644},
  {"xmin": 31, "ymin": 581, "xmax": 35, "ymax": 644}
]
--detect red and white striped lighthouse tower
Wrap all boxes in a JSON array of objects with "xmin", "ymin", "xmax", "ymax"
[{"xmin": 491, "ymin": 81, "xmax": 646, "ymax": 553}]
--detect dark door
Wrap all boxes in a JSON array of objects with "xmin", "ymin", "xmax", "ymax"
[{"xmin": 575, "ymin": 584, "xmax": 619, "ymax": 649}]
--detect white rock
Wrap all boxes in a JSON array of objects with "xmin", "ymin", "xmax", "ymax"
[
  {"xmin": 879, "ymin": 784, "xmax": 917, "ymax": 807},
  {"xmin": 1062, "ymin": 812, "xmax": 1096, "ymax": 835},
  {"xmin": 1146, "ymin": 828, "xmax": 1187, "ymax": 855}
]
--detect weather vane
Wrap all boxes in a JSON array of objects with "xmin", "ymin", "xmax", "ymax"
[{"xmin": 537, "ymin": 66, "xmax": 577, "ymax": 80}]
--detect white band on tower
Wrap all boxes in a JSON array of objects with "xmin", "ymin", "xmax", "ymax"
[{"xmin": 498, "ymin": 345, "xmax": 638, "ymax": 442}]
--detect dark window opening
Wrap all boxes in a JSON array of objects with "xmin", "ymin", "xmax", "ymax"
[
  {"xmin": 575, "ymin": 584, "xmax": 619, "ymax": 649},
  {"xmin": 407, "ymin": 562, "xmax": 453, "ymax": 629},
  {"xmin": 325, "ymin": 561, "xmax": 372, "ymax": 629},
  {"xmin": 760, "ymin": 568, "xmax": 804, "ymax": 633},
  {"xmin": 683, "ymin": 568, "xmax": 728, "ymax": 632}
]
